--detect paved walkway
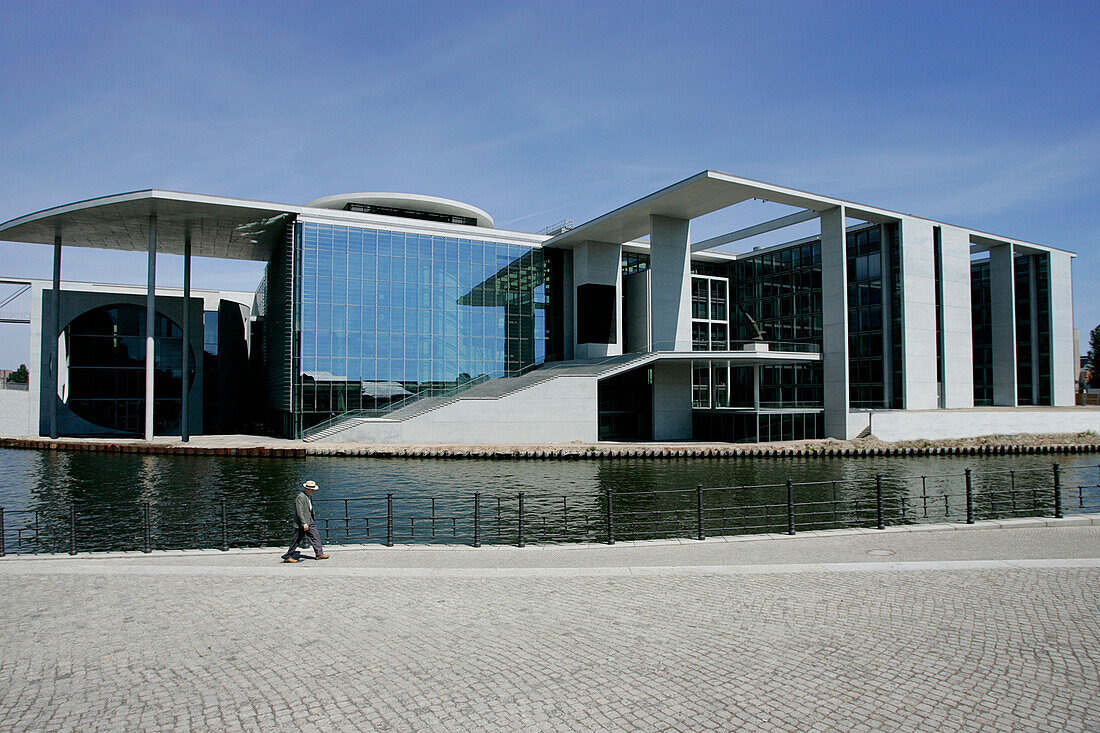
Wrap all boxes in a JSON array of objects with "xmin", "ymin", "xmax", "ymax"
[{"xmin": 1, "ymin": 523, "xmax": 1098, "ymax": 731}]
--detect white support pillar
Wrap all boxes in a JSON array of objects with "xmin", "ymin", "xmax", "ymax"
[
  {"xmin": 898, "ymin": 216, "xmax": 938, "ymax": 409},
  {"xmin": 1049, "ymin": 250, "xmax": 1075, "ymax": 406},
  {"xmin": 144, "ymin": 215, "xmax": 157, "ymax": 441},
  {"xmin": 652, "ymin": 360, "xmax": 693, "ymax": 440},
  {"xmin": 649, "ymin": 215, "xmax": 692, "ymax": 351},
  {"xmin": 50, "ymin": 235, "xmax": 61, "ymax": 439},
  {"xmin": 939, "ymin": 225, "xmax": 974, "ymax": 408},
  {"xmin": 820, "ymin": 207, "xmax": 851, "ymax": 438},
  {"xmin": 181, "ymin": 233, "xmax": 191, "ymax": 441},
  {"xmin": 752, "ymin": 363, "xmax": 761, "ymax": 411},
  {"xmin": 989, "ymin": 243, "xmax": 1017, "ymax": 406},
  {"xmin": 572, "ymin": 241, "xmax": 622, "ymax": 359}
]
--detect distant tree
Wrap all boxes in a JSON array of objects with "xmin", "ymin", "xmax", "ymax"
[
  {"xmin": 1090, "ymin": 327, "xmax": 1100, "ymax": 388},
  {"xmin": 6, "ymin": 364, "xmax": 27, "ymax": 384}
]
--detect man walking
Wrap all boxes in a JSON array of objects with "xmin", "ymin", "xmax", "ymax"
[{"xmin": 282, "ymin": 480, "xmax": 330, "ymax": 562}]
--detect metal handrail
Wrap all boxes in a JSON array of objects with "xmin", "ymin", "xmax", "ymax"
[
  {"xmin": 1, "ymin": 462, "xmax": 1095, "ymax": 555},
  {"xmin": 301, "ymin": 361, "xmax": 546, "ymax": 439}
]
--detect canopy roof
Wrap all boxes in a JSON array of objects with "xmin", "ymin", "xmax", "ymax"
[
  {"xmin": 545, "ymin": 170, "xmax": 1072, "ymax": 257},
  {"xmin": 0, "ymin": 190, "xmax": 300, "ymax": 261}
]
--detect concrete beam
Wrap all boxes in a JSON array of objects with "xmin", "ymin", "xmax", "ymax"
[{"xmin": 690, "ymin": 209, "xmax": 818, "ymax": 253}]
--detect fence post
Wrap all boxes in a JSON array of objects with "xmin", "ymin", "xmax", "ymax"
[
  {"xmin": 696, "ymin": 483, "xmax": 705, "ymax": 541},
  {"xmin": 875, "ymin": 474, "xmax": 884, "ymax": 530},
  {"xmin": 220, "ymin": 500, "xmax": 228, "ymax": 551},
  {"xmin": 965, "ymin": 468, "xmax": 974, "ymax": 524},
  {"xmin": 345, "ymin": 499, "xmax": 350, "ymax": 539},
  {"xmin": 0, "ymin": 507, "xmax": 5, "ymax": 557},
  {"xmin": 517, "ymin": 492, "xmax": 525, "ymax": 548},
  {"xmin": 1052, "ymin": 463, "xmax": 1063, "ymax": 518},
  {"xmin": 69, "ymin": 504, "xmax": 77, "ymax": 555},
  {"xmin": 386, "ymin": 493, "xmax": 394, "ymax": 547},
  {"xmin": 143, "ymin": 502, "xmax": 151, "ymax": 553},
  {"xmin": 605, "ymin": 488, "xmax": 615, "ymax": 545},
  {"xmin": 473, "ymin": 493, "xmax": 481, "ymax": 548},
  {"xmin": 785, "ymin": 478, "xmax": 795, "ymax": 535}
]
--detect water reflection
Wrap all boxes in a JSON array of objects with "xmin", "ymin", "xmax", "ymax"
[{"xmin": 0, "ymin": 450, "xmax": 1096, "ymax": 552}]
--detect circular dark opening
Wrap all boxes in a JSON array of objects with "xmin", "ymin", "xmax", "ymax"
[{"xmin": 62, "ymin": 304, "xmax": 196, "ymax": 435}]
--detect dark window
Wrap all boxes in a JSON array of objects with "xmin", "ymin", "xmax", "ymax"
[{"xmin": 576, "ymin": 283, "xmax": 617, "ymax": 344}]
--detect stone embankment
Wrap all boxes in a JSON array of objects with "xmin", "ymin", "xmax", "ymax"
[{"xmin": 1, "ymin": 433, "xmax": 1099, "ymax": 459}]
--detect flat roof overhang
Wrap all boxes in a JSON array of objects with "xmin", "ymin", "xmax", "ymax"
[
  {"xmin": 545, "ymin": 170, "xmax": 1073, "ymax": 257},
  {"xmin": 0, "ymin": 190, "xmax": 301, "ymax": 261},
  {"xmin": 646, "ymin": 349, "xmax": 820, "ymax": 364},
  {"xmin": 597, "ymin": 348, "xmax": 820, "ymax": 381}
]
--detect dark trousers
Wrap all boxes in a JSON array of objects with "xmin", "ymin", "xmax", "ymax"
[{"xmin": 284, "ymin": 524, "xmax": 324, "ymax": 557}]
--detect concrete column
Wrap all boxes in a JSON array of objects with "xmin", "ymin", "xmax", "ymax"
[
  {"xmin": 820, "ymin": 207, "xmax": 851, "ymax": 438},
  {"xmin": 572, "ymin": 241, "xmax": 622, "ymax": 359},
  {"xmin": 181, "ymin": 233, "xmax": 191, "ymax": 441},
  {"xmin": 145, "ymin": 215, "xmax": 157, "ymax": 441},
  {"xmin": 49, "ymin": 235, "xmax": 61, "ymax": 439},
  {"xmin": 561, "ymin": 249, "xmax": 575, "ymax": 360},
  {"xmin": 1049, "ymin": 250, "xmax": 1075, "ymax": 406},
  {"xmin": 649, "ymin": 215, "xmax": 691, "ymax": 351},
  {"xmin": 939, "ymin": 225, "xmax": 974, "ymax": 408},
  {"xmin": 899, "ymin": 216, "xmax": 938, "ymax": 409},
  {"xmin": 989, "ymin": 243, "xmax": 1017, "ymax": 406},
  {"xmin": 652, "ymin": 360, "xmax": 692, "ymax": 440},
  {"xmin": 752, "ymin": 363, "xmax": 760, "ymax": 410}
]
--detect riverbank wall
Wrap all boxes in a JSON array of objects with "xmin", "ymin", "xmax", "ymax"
[{"xmin": 2, "ymin": 434, "xmax": 1099, "ymax": 459}]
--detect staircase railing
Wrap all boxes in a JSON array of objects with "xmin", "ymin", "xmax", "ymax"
[{"xmin": 301, "ymin": 361, "xmax": 546, "ymax": 440}]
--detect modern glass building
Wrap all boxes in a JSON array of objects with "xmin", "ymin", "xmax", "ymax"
[
  {"xmin": 263, "ymin": 219, "xmax": 547, "ymax": 436},
  {"xmin": 0, "ymin": 171, "xmax": 1084, "ymax": 444}
]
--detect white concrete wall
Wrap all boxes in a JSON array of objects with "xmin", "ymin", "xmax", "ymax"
[
  {"xmin": 572, "ymin": 241, "xmax": 622, "ymax": 359},
  {"xmin": 334, "ymin": 377, "xmax": 599, "ymax": 444},
  {"xmin": 652, "ymin": 360, "xmax": 692, "ymax": 440},
  {"xmin": 820, "ymin": 207, "xmax": 852, "ymax": 438},
  {"xmin": 940, "ymin": 225, "xmax": 974, "ymax": 408},
  {"xmin": 1049, "ymin": 250, "xmax": 1075, "ymax": 406},
  {"xmin": 899, "ymin": 216, "xmax": 938, "ymax": 409},
  {"xmin": 868, "ymin": 409, "xmax": 1100, "ymax": 441},
  {"xmin": 649, "ymin": 215, "xmax": 692, "ymax": 351},
  {"xmin": 0, "ymin": 390, "xmax": 31, "ymax": 437},
  {"xmin": 989, "ymin": 244, "xmax": 1017, "ymax": 406}
]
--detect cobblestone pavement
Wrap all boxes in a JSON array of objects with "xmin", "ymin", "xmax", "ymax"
[{"xmin": 1, "ymin": 528, "xmax": 1098, "ymax": 731}]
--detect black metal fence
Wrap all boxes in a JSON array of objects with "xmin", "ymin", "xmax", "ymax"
[{"xmin": 1, "ymin": 463, "xmax": 1098, "ymax": 555}]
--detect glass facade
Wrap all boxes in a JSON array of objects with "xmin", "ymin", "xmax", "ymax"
[
  {"xmin": 292, "ymin": 222, "xmax": 547, "ymax": 433},
  {"xmin": 970, "ymin": 259, "xmax": 994, "ymax": 406},
  {"xmin": 1014, "ymin": 252, "xmax": 1052, "ymax": 406},
  {"xmin": 689, "ymin": 240, "xmax": 825, "ymax": 442},
  {"xmin": 847, "ymin": 226, "xmax": 885, "ymax": 409}
]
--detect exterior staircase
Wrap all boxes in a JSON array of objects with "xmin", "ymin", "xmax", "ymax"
[{"xmin": 302, "ymin": 353, "xmax": 652, "ymax": 442}]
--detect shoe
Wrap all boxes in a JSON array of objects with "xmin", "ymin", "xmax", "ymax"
[
  {"xmin": 315, "ymin": 554, "xmax": 330, "ymax": 560},
  {"xmin": 282, "ymin": 557, "xmax": 298, "ymax": 563}
]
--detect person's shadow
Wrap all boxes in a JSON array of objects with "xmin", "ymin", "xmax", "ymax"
[{"xmin": 285, "ymin": 551, "xmax": 322, "ymax": 561}]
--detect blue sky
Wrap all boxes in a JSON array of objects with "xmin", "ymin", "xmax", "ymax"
[{"xmin": 1, "ymin": 0, "xmax": 1097, "ymax": 366}]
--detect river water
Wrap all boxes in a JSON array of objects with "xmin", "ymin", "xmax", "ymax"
[{"xmin": 0, "ymin": 449, "xmax": 1097, "ymax": 553}]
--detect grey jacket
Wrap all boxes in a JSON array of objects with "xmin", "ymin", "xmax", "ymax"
[{"xmin": 295, "ymin": 492, "xmax": 315, "ymax": 527}]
